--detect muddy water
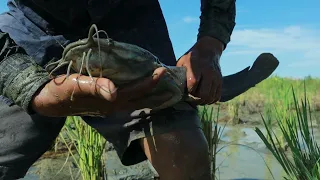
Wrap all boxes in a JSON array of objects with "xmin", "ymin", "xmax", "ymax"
[
  {"xmin": 215, "ymin": 125, "xmax": 285, "ymax": 180},
  {"xmin": 22, "ymin": 124, "xmax": 320, "ymax": 180}
]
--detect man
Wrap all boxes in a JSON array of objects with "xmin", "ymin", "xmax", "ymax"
[{"xmin": 0, "ymin": 0, "xmax": 236, "ymax": 179}]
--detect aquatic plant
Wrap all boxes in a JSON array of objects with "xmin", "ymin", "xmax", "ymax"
[
  {"xmin": 227, "ymin": 101, "xmax": 240, "ymax": 124},
  {"xmin": 256, "ymin": 84, "xmax": 320, "ymax": 180},
  {"xmin": 264, "ymin": 82, "xmax": 296, "ymax": 150},
  {"xmin": 60, "ymin": 116, "xmax": 107, "ymax": 180},
  {"xmin": 198, "ymin": 105, "xmax": 225, "ymax": 179}
]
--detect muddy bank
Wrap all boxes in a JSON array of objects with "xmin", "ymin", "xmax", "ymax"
[{"xmin": 213, "ymin": 104, "xmax": 320, "ymax": 126}]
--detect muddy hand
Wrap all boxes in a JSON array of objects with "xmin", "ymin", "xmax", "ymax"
[
  {"xmin": 31, "ymin": 67, "xmax": 168, "ymax": 117},
  {"xmin": 176, "ymin": 36, "xmax": 223, "ymax": 105}
]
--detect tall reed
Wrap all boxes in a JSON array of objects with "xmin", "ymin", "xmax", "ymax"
[
  {"xmin": 198, "ymin": 105, "xmax": 225, "ymax": 179},
  {"xmin": 60, "ymin": 116, "xmax": 107, "ymax": 180},
  {"xmin": 255, "ymin": 84, "xmax": 320, "ymax": 180}
]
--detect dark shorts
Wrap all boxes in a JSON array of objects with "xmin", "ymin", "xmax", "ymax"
[{"xmin": 0, "ymin": 0, "xmax": 201, "ymax": 179}]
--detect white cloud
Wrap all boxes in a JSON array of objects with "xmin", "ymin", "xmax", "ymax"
[
  {"xmin": 226, "ymin": 25, "xmax": 320, "ymax": 67},
  {"xmin": 288, "ymin": 60, "xmax": 320, "ymax": 67},
  {"xmin": 182, "ymin": 16, "xmax": 199, "ymax": 23}
]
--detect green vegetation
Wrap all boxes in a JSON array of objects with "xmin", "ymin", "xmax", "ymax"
[
  {"xmin": 60, "ymin": 116, "xmax": 107, "ymax": 180},
  {"xmin": 256, "ymin": 84, "xmax": 320, "ymax": 180},
  {"xmin": 225, "ymin": 76, "xmax": 320, "ymax": 114},
  {"xmin": 199, "ymin": 76, "xmax": 320, "ymax": 179},
  {"xmin": 198, "ymin": 105, "xmax": 223, "ymax": 179}
]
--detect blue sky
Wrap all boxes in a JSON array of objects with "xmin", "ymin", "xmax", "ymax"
[
  {"xmin": 1, "ymin": 0, "xmax": 319, "ymax": 78},
  {"xmin": 158, "ymin": 0, "xmax": 320, "ymax": 78}
]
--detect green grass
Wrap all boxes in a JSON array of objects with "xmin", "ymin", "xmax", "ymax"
[
  {"xmin": 60, "ymin": 116, "xmax": 107, "ymax": 180},
  {"xmin": 255, "ymin": 84, "xmax": 320, "ymax": 180},
  {"xmin": 198, "ymin": 105, "xmax": 227, "ymax": 179},
  {"xmin": 226, "ymin": 76, "xmax": 320, "ymax": 115}
]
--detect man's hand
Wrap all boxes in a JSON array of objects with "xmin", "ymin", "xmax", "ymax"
[
  {"xmin": 176, "ymin": 36, "xmax": 224, "ymax": 105},
  {"xmin": 31, "ymin": 67, "xmax": 170, "ymax": 117}
]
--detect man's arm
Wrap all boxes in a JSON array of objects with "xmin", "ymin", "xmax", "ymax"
[
  {"xmin": 0, "ymin": 32, "xmax": 169, "ymax": 117},
  {"xmin": 0, "ymin": 32, "xmax": 51, "ymax": 114},
  {"xmin": 176, "ymin": 0, "xmax": 236, "ymax": 105},
  {"xmin": 197, "ymin": 0, "xmax": 236, "ymax": 49}
]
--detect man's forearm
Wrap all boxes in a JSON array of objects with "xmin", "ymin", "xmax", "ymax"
[
  {"xmin": 198, "ymin": 0, "xmax": 236, "ymax": 49},
  {"xmin": 0, "ymin": 32, "xmax": 51, "ymax": 114}
]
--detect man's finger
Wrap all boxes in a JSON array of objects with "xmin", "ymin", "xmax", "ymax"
[
  {"xmin": 199, "ymin": 72, "xmax": 216, "ymax": 105},
  {"xmin": 190, "ymin": 75, "xmax": 205, "ymax": 105},
  {"xmin": 213, "ymin": 81, "xmax": 222, "ymax": 103},
  {"xmin": 52, "ymin": 74, "xmax": 118, "ymax": 101},
  {"xmin": 177, "ymin": 52, "xmax": 201, "ymax": 93},
  {"xmin": 94, "ymin": 77, "xmax": 118, "ymax": 101},
  {"xmin": 185, "ymin": 63, "xmax": 201, "ymax": 94},
  {"xmin": 207, "ymin": 78, "xmax": 222, "ymax": 105}
]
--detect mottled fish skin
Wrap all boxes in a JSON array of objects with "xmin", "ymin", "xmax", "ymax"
[
  {"xmin": 65, "ymin": 37, "xmax": 163, "ymax": 84},
  {"xmin": 47, "ymin": 24, "xmax": 188, "ymax": 111}
]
